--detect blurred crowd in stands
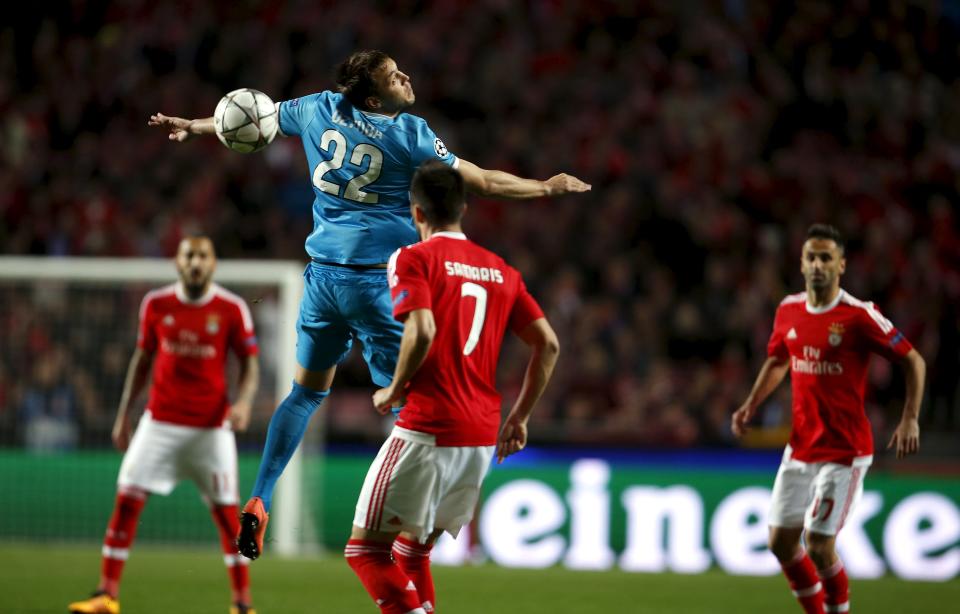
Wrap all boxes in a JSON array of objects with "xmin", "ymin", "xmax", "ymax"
[{"xmin": 2, "ymin": 1, "xmax": 959, "ymax": 453}]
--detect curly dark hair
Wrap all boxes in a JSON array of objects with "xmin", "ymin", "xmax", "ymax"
[{"xmin": 334, "ymin": 50, "xmax": 390, "ymax": 110}]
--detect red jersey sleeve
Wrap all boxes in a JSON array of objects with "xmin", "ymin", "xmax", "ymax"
[
  {"xmin": 388, "ymin": 247, "xmax": 432, "ymax": 320},
  {"xmin": 136, "ymin": 293, "xmax": 157, "ymax": 353},
  {"xmin": 766, "ymin": 304, "xmax": 789, "ymax": 360},
  {"xmin": 229, "ymin": 300, "xmax": 259, "ymax": 358},
  {"xmin": 508, "ymin": 277, "xmax": 545, "ymax": 333},
  {"xmin": 858, "ymin": 302, "xmax": 913, "ymax": 360}
]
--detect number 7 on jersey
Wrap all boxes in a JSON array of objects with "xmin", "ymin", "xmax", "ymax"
[{"xmin": 461, "ymin": 282, "xmax": 487, "ymax": 356}]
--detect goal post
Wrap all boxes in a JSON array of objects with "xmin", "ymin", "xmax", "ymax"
[{"xmin": 0, "ymin": 256, "xmax": 313, "ymax": 556}]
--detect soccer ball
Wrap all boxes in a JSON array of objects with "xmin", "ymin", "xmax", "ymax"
[{"xmin": 213, "ymin": 88, "xmax": 278, "ymax": 153}]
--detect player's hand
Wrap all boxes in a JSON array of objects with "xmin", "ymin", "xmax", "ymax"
[
  {"xmin": 112, "ymin": 415, "xmax": 132, "ymax": 451},
  {"xmin": 229, "ymin": 401, "xmax": 253, "ymax": 432},
  {"xmin": 887, "ymin": 417, "xmax": 920, "ymax": 459},
  {"xmin": 731, "ymin": 402, "xmax": 756, "ymax": 438},
  {"xmin": 544, "ymin": 173, "xmax": 591, "ymax": 196},
  {"xmin": 496, "ymin": 416, "xmax": 528, "ymax": 464},
  {"xmin": 148, "ymin": 113, "xmax": 198, "ymax": 142},
  {"xmin": 373, "ymin": 386, "xmax": 404, "ymax": 415}
]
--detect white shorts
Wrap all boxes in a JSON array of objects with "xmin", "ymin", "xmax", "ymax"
[
  {"xmin": 768, "ymin": 445, "xmax": 871, "ymax": 536},
  {"xmin": 353, "ymin": 427, "xmax": 495, "ymax": 540},
  {"xmin": 117, "ymin": 411, "xmax": 238, "ymax": 505}
]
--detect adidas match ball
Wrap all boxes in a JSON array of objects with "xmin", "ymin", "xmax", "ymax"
[{"xmin": 213, "ymin": 88, "xmax": 278, "ymax": 153}]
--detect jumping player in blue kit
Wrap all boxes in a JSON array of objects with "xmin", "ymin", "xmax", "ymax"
[{"xmin": 149, "ymin": 50, "xmax": 591, "ymax": 559}]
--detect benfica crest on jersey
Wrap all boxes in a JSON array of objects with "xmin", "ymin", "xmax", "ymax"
[
  {"xmin": 828, "ymin": 322, "xmax": 845, "ymax": 347},
  {"xmin": 206, "ymin": 314, "xmax": 220, "ymax": 335}
]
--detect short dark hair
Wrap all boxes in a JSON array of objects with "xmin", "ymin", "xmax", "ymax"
[
  {"xmin": 411, "ymin": 161, "xmax": 465, "ymax": 226},
  {"xmin": 335, "ymin": 50, "xmax": 390, "ymax": 110},
  {"xmin": 806, "ymin": 223, "xmax": 844, "ymax": 251}
]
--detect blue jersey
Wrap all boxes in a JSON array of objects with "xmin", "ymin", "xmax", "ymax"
[{"xmin": 278, "ymin": 91, "xmax": 458, "ymax": 265}]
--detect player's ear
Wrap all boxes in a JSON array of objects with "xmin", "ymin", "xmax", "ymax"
[
  {"xmin": 838, "ymin": 255, "xmax": 846, "ymax": 275},
  {"xmin": 412, "ymin": 204, "xmax": 426, "ymax": 224},
  {"xmin": 365, "ymin": 95, "xmax": 381, "ymax": 111}
]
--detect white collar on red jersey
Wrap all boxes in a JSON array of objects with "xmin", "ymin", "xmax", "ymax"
[
  {"xmin": 806, "ymin": 289, "xmax": 844, "ymax": 314},
  {"xmin": 175, "ymin": 282, "xmax": 217, "ymax": 306},
  {"xmin": 429, "ymin": 231, "xmax": 467, "ymax": 241}
]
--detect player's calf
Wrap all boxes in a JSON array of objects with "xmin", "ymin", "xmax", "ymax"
[
  {"xmin": 393, "ymin": 535, "xmax": 436, "ymax": 613},
  {"xmin": 345, "ymin": 539, "xmax": 426, "ymax": 614},
  {"xmin": 779, "ymin": 549, "xmax": 826, "ymax": 614}
]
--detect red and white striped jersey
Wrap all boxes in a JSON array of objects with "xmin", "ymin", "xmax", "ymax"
[
  {"xmin": 137, "ymin": 282, "xmax": 258, "ymax": 427},
  {"xmin": 767, "ymin": 289, "xmax": 913, "ymax": 464},
  {"xmin": 387, "ymin": 232, "xmax": 544, "ymax": 446}
]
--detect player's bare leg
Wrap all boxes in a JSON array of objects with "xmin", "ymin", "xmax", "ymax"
[
  {"xmin": 239, "ymin": 365, "xmax": 335, "ymax": 559},
  {"xmin": 769, "ymin": 526, "xmax": 826, "ymax": 614},
  {"xmin": 393, "ymin": 529, "xmax": 443, "ymax": 614},
  {"xmin": 806, "ymin": 532, "xmax": 848, "ymax": 613},
  {"xmin": 346, "ymin": 526, "xmax": 427, "ymax": 614}
]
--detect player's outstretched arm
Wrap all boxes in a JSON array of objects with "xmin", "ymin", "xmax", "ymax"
[
  {"xmin": 457, "ymin": 159, "xmax": 591, "ymax": 200},
  {"xmin": 113, "ymin": 348, "xmax": 154, "ymax": 451},
  {"xmin": 497, "ymin": 318, "xmax": 560, "ymax": 463},
  {"xmin": 731, "ymin": 356, "xmax": 789, "ymax": 438},
  {"xmin": 887, "ymin": 348, "xmax": 925, "ymax": 459},
  {"xmin": 229, "ymin": 355, "xmax": 260, "ymax": 432},
  {"xmin": 148, "ymin": 113, "xmax": 215, "ymax": 142},
  {"xmin": 372, "ymin": 308, "xmax": 436, "ymax": 414}
]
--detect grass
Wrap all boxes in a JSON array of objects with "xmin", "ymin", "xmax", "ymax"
[{"xmin": 2, "ymin": 543, "xmax": 956, "ymax": 613}]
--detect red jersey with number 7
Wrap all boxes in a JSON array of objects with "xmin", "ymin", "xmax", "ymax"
[
  {"xmin": 767, "ymin": 289, "xmax": 913, "ymax": 465},
  {"xmin": 387, "ymin": 232, "xmax": 544, "ymax": 446}
]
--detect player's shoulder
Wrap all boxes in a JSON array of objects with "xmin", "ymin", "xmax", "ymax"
[
  {"xmin": 210, "ymin": 283, "xmax": 250, "ymax": 308},
  {"xmin": 777, "ymin": 291, "xmax": 807, "ymax": 310},
  {"xmin": 139, "ymin": 283, "xmax": 178, "ymax": 314},
  {"xmin": 838, "ymin": 290, "xmax": 875, "ymax": 312},
  {"xmin": 396, "ymin": 110, "xmax": 430, "ymax": 130},
  {"xmin": 394, "ymin": 111, "xmax": 441, "ymax": 144},
  {"xmin": 467, "ymin": 238, "xmax": 510, "ymax": 268},
  {"xmin": 839, "ymin": 290, "xmax": 895, "ymax": 330},
  {"xmin": 207, "ymin": 284, "xmax": 253, "ymax": 328},
  {"xmin": 286, "ymin": 90, "xmax": 336, "ymax": 106},
  {"xmin": 388, "ymin": 243, "xmax": 424, "ymax": 278}
]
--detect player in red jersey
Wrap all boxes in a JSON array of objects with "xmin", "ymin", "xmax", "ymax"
[
  {"xmin": 732, "ymin": 224, "xmax": 925, "ymax": 614},
  {"xmin": 343, "ymin": 161, "xmax": 560, "ymax": 614},
  {"xmin": 68, "ymin": 237, "xmax": 260, "ymax": 614}
]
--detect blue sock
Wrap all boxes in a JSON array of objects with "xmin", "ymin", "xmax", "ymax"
[{"xmin": 250, "ymin": 382, "xmax": 328, "ymax": 512}]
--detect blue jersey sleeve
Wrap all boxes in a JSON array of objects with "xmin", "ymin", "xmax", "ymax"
[
  {"xmin": 278, "ymin": 92, "xmax": 325, "ymax": 137},
  {"xmin": 411, "ymin": 120, "xmax": 457, "ymax": 168}
]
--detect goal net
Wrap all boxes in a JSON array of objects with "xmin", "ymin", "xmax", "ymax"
[{"xmin": 0, "ymin": 256, "xmax": 319, "ymax": 555}]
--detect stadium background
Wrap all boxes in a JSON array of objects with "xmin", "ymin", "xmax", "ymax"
[{"xmin": 1, "ymin": 1, "xmax": 959, "ymax": 612}]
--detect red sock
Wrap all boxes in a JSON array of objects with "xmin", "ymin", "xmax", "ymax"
[
  {"xmin": 393, "ymin": 536, "xmax": 435, "ymax": 612},
  {"xmin": 819, "ymin": 560, "xmax": 849, "ymax": 613},
  {"xmin": 98, "ymin": 489, "xmax": 147, "ymax": 598},
  {"xmin": 211, "ymin": 504, "xmax": 251, "ymax": 606},
  {"xmin": 345, "ymin": 539, "xmax": 423, "ymax": 614},
  {"xmin": 781, "ymin": 550, "xmax": 825, "ymax": 614}
]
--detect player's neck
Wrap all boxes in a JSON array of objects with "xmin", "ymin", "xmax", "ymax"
[
  {"xmin": 177, "ymin": 281, "xmax": 214, "ymax": 304},
  {"xmin": 423, "ymin": 224, "xmax": 463, "ymax": 240},
  {"xmin": 807, "ymin": 284, "xmax": 841, "ymax": 308}
]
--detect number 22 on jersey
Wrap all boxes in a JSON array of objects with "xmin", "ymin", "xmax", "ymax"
[{"xmin": 312, "ymin": 129, "xmax": 384, "ymax": 204}]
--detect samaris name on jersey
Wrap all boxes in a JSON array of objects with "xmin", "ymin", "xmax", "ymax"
[{"xmin": 444, "ymin": 260, "xmax": 504, "ymax": 284}]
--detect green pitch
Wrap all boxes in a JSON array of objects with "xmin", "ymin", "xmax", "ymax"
[{"xmin": 1, "ymin": 543, "xmax": 955, "ymax": 613}]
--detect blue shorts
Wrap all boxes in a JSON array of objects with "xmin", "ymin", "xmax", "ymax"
[{"xmin": 296, "ymin": 262, "xmax": 403, "ymax": 387}]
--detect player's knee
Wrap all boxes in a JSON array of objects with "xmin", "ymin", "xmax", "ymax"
[
  {"xmin": 805, "ymin": 534, "xmax": 836, "ymax": 566},
  {"xmin": 768, "ymin": 532, "xmax": 801, "ymax": 562}
]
